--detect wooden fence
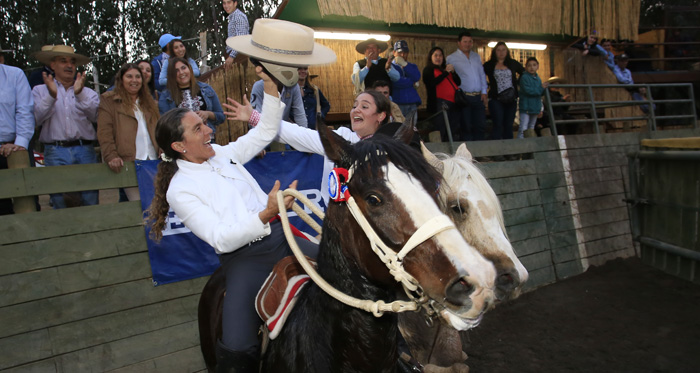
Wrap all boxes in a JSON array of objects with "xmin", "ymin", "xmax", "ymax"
[{"xmin": 1, "ymin": 127, "xmax": 698, "ymax": 371}]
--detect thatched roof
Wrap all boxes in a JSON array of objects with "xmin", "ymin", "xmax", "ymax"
[{"xmin": 278, "ymin": 0, "xmax": 640, "ymax": 41}]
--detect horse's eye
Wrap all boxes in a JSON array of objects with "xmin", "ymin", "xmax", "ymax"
[
  {"xmin": 366, "ymin": 194, "xmax": 383, "ymax": 206},
  {"xmin": 451, "ymin": 203, "xmax": 464, "ymax": 215}
]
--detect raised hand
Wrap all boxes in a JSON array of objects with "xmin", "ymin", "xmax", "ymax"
[
  {"xmin": 73, "ymin": 72, "xmax": 87, "ymax": 95},
  {"xmin": 42, "ymin": 72, "xmax": 58, "ymax": 98},
  {"xmin": 222, "ymin": 95, "xmax": 252, "ymax": 122}
]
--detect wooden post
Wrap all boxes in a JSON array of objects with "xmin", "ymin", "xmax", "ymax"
[
  {"xmin": 199, "ymin": 31, "xmax": 210, "ymax": 74},
  {"xmin": 7, "ymin": 150, "xmax": 35, "ymax": 213}
]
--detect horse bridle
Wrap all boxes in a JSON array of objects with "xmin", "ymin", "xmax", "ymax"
[{"xmin": 277, "ymin": 163, "xmax": 458, "ymax": 321}]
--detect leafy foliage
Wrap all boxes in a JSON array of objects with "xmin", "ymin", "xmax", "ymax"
[{"xmin": 0, "ymin": 0, "xmax": 280, "ymax": 89}]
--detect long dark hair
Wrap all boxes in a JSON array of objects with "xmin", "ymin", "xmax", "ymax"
[
  {"xmin": 135, "ymin": 59, "xmax": 156, "ymax": 97},
  {"xmin": 488, "ymin": 41, "xmax": 514, "ymax": 64},
  {"xmin": 166, "ymin": 57, "xmax": 200, "ymax": 106},
  {"xmin": 426, "ymin": 47, "xmax": 446, "ymax": 70},
  {"xmin": 359, "ymin": 89, "xmax": 391, "ymax": 126},
  {"xmin": 166, "ymin": 39, "xmax": 189, "ymax": 59},
  {"xmin": 113, "ymin": 63, "xmax": 159, "ymax": 119},
  {"xmin": 144, "ymin": 108, "xmax": 189, "ymax": 241}
]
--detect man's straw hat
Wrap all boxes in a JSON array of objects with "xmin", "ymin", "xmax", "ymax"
[{"xmin": 34, "ymin": 45, "xmax": 90, "ymax": 66}]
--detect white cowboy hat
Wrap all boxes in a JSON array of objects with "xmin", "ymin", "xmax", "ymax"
[
  {"xmin": 226, "ymin": 19, "xmax": 336, "ymax": 67},
  {"xmin": 34, "ymin": 45, "xmax": 91, "ymax": 66}
]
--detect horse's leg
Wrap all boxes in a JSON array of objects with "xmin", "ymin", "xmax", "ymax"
[{"xmin": 199, "ymin": 267, "xmax": 226, "ymax": 372}]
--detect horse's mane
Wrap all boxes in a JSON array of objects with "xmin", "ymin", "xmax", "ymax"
[
  {"xmin": 434, "ymin": 152, "xmax": 508, "ymax": 236},
  {"xmin": 352, "ymin": 136, "xmax": 442, "ymax": 195}
]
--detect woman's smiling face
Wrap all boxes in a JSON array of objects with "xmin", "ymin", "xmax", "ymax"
[{"xmin": 350, "ymin": 93, "xmax": 385, "ymax": 138}]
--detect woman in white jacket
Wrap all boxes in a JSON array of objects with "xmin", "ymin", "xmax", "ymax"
[{"xmin": 146, "ymin": 19, "xmax": 336, "ymax": 372}]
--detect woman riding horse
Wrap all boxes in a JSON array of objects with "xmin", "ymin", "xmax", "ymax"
[{"xmin": 146, "ymin": 19, "xmax": 336, "ymax": 372}]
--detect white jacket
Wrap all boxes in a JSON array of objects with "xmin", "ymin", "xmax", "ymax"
[
  {"xmin": 167, "ymin": 93, "xmax": 284, "ymax": 254},
  {"xmin": 275, "ymin": 122, "xmax": 360, "ymax": 204}
]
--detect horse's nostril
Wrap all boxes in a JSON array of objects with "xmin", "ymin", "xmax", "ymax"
[
  {"xmin": 445, "ymin": 278, "xmax": 475, "ymax": 306},
  {"xmin": 496, "ymin": 270, "xmax": 520, "ymax": 291}
]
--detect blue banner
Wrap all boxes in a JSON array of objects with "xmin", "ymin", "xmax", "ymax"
[{"xmin": 136, "ymin": 152, "xmax": 326, "ymax": 286}]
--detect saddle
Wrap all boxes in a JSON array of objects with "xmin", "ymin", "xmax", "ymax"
[{"xmin": 255, "ymin": 255, "xmax": 316, "ymax": 340}]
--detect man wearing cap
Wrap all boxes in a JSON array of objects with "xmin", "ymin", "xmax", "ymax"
[
  {"xmin": 351, "ymin": 38, "xmax": 399, "ymax": 95},
  {"xmin": 151, "ymin": 33, "xmax": 180, "ymax": 91},
  {"xmin": 613, "ymin": 53, "xmax": 633, "ymax": 85},
  {"xmin": 390, "ymin": 40, "xmax": 421, "ymax": 119},
  {"xmin": 0, "ymin": 46, "xmax": 35, "ymax": 214},
  {"xmin": 32, "ymin": 45, "xmax": 100, "ymax": 209},
  {"xmin": 446, "ymin": 31, "xmax": 488, "ymax": 141}
]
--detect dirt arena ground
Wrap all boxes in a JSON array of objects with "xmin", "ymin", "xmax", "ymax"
[{"xmin": 462, "ymin": 257, "xmax": 700, "ymax": 373}]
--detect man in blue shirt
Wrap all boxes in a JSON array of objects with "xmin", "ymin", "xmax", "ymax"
[
  {"xmin": 446, "ymin": 31, "xmax": 488, "ymax": 141},
  {"xmin": 0, "ymin": 47, "xmax": 36, "ymax": 214},
  {"xmin": 390, "ymin": 40, "xmax": 422, "ymax": 120},
  {"xmin": 250, "ymin": 79, "xmax": 308, "ymax": 127}
]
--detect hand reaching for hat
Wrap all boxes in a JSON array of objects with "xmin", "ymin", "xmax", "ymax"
[{"xmin": 256, "ymin": 66, "xmax": 279, "ymax": 98}]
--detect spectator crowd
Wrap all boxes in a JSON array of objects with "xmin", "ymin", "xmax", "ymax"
[{"xmin": 0, "ymin": 2, "xmax": 655, "ymax": 213}]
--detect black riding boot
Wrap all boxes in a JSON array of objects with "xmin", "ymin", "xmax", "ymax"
[{"xmin": 215, "ymin": 340, "xmax": 259, "ymax": 373}]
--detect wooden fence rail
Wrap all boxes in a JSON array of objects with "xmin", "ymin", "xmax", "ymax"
[{"xmin": 1, "ymin": 128, "xmax": 698, "ymax": 371}]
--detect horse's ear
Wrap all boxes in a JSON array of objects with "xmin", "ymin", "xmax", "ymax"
[
  {"xmin": 394, "ymin": 120, "xmax": 415, "ymax": 146},
  {"xmin": 421, "ymin": 142, "xmax": 444, "ymax": 173},
  {"xmin": 318, "ymin": 122, "xmax": 352, "ymax": 167},
  {"xmin": 456, "ymin": 143, "xmax": 473, "ymax": 161}
]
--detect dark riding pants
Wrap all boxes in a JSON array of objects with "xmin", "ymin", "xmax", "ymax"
[{"xmin": 219, "ymin": 220, "xmax": 319, "ymax": 355}]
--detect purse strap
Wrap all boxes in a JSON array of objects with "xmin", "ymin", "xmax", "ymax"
[{"xmin": 445, "ymin": 71, "xmax": 460, "ymax": 91}]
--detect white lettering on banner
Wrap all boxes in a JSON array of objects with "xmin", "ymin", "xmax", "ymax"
[
  {"xmin": 161, "ymin": 210, "xmax": 193, "ymax": 236},
  {"xmin": 286, "ymin": 189, "xmax": 325, "ymax": 218},
  {"xmin": 159, "ymin": 190, "xmax": 324, "ymax": 236}
]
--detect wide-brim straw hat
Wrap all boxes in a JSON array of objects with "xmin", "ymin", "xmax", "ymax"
[
  {"xmin": 226, "ymin": 19, "xmax": 336, "ymax": 67},
  {"xmin": 34, "ymin": 45, "xmax": 90, "ymax": 66},
  {"xmin": 355, "ymin": 38, "xmax": 388, "ymax": 54}
]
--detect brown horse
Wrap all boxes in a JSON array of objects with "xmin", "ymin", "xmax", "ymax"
[{"xmin": 199, "ymin": 124, "xmax": 497, "ymax": 372}]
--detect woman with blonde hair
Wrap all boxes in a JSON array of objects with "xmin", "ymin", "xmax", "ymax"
[{"xmin": 97, "ymin": 63, "xmax": 160, "ymax": 200}]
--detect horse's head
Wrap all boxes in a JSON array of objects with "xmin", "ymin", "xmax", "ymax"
[
  {"xmin": 422, "ymin": 143, "xmax": 529, "ymax": 302},
  {"xmin": 318, "ymin": 124, "xmax": 496, "ymax": 329}
]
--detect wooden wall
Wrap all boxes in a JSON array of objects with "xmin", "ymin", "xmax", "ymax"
[{"xmin": 1, "ymin": 128, "xmax": 698, "ymax": 371}]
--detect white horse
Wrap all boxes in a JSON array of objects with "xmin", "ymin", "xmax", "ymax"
[{"xmin": 398, "ymin": 143, "xmax": 529, "ymax": 372}]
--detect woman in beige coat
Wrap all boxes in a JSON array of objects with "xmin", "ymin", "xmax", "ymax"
[{"xmin": 97, "ymin": 63, "xmax": 160, "ymax": 200}]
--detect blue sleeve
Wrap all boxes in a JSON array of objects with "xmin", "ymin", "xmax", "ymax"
[
  {"xmin": 152, "ymin": 59, "xmax": 163, "ymax": 91},
  {"xmin": 249, "ymin": 80, "xmax": 265, "ymax": 112},
  {"xmin": 613, "ymin": 66, "xmax": 633, "ymax": 85},
  {"xmin": 387, "ymin": 64, "xmax": 400, "ymax": 82},
  {"xmin": 158, "ymin": 59, "xmax": 168, "ymax": 88},
  {"xmin": 14, "ymin": 70, "xmax": 35, "ymax": 148},
  {"xmin": 203, "ymin": 85, "xmax": 224, "ymax": 126},
  {"xmin": 479, "ymin": 62, "xmax": 488, "ymax": 94},
  {"xmin": 319, "ymin": 89, "xmax": 330, "ymax": 117},
  {"xmin": 392, "ymin": 63, "xmax": 421, "ymax": 89},
  {"xmin": 189, "ymin": 58, "xmax": 200, "ymax": 77},
  {"xmin": 291, "ymin": 87, "xmax": 308, "ymax": 127},
  {"xmin": 158, "ymin": 90, "xmax": 173, "ymax": 115}
]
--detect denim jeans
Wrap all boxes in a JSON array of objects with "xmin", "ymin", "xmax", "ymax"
[
  {"xmin": 518, "ymin": 113, "xmax": 538, "ymax": 138},
  {"xmin": 459, "ymin": 95, "xmax": 486, "ymax": 141},
  {"xmin": 488, "ymin": 99, "xmax": 518, "ymax": 140},
  {"xmin": 397, "ymin": 103, "xmax": 418, "ymax": 122},
  {"xmin": 43, "ymin": 144, "xmax": 99, "ymax": 208}
]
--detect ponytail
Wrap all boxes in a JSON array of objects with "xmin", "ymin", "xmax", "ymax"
[
  {"xmin": 143, "ymin": 108, "xmax": 189, "ymax": 241},
  {"xmin": 144, "ymin": 161, "xmax": 178, "ymax": 241}
]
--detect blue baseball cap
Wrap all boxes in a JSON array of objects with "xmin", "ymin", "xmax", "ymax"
[
  {"xmin": 393, "ymin": 40, "xmax": 409, "ymax": 53},
  {"xmin": 158, "ymin": 34, "xmax": 182, "ymax": 49}
]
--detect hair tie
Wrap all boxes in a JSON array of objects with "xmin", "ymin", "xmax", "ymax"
[{"xmin": 160, "ymin": 153, "xmax": 173, "ymax": 162}]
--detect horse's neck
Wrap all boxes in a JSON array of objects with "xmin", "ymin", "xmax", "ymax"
[{"xmin": 265, "ymin": 220, "xmax": 400, "ymax": 372}]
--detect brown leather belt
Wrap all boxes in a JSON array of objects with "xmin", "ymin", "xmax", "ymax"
[{"xmin": 44, "ymin": 139, "xmax": 93, "ymax": 147}]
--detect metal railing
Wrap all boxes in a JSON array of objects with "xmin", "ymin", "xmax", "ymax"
[{"xmin": 544, "ymin": 83, "xmax": 698, "ymax": 135}]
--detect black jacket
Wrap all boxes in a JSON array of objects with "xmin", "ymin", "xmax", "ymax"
[{"xmin": 483, "ymin": 58, "xmax": 525, "ymax": 100}]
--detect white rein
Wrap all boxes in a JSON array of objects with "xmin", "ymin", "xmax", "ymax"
[{"xmin": 276, "ymin": 188, "xmax": 456, "ymax": 317}]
